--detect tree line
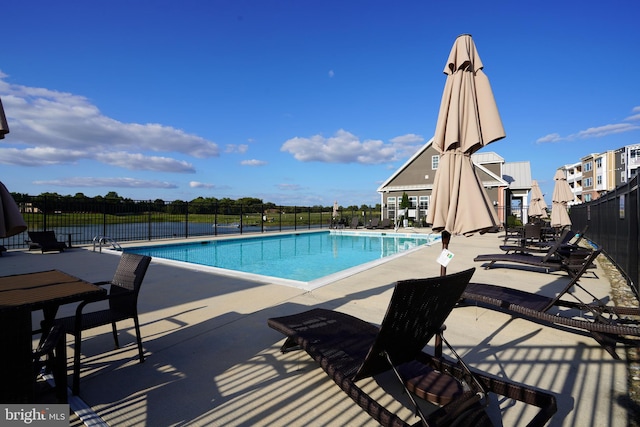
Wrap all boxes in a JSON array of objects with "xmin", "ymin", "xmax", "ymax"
[{"xmin": 12, "ymin": 191, "xmax": 381, "ymax": 215}]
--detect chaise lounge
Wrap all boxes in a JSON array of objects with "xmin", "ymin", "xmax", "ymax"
[
  {"xmin": 462, "ymin": 247, "xmax": 640, "ymax": 359},
  {"xmin": 268, "ymin": 268, "xmax": 557, "ymax": 426},
  {"xmin": 27, "ymin": 231, "xmax": 67, "ymax": 253},
  {"xmin": 474, "ymin": 230, "xmax": 595, "ymax": 277}
]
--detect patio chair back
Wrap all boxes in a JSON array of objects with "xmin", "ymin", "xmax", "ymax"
[
  {"xmin": 108, "ymin": 252, "xmax": 152, "ymax": 315},
  {"xmin": 353, "ymin": 268, "xmax": 475, "ymax": 380}
]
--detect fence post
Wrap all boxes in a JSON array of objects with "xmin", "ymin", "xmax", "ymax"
[
  {"xmin": 185, "ymin": 201, "xmax": 189, "ymax": 238},
  {"xmin": 43, "ymin": 195, "xmax": 48, "ymax": 231},
  {"xmin": 102, "ymin": 200, "xmax": 107, "ymax": 237},
  {"xmin": 214, "ymin": 203, "xmax": 218, "ymax": 236}
]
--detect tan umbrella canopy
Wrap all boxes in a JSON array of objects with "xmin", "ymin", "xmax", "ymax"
[
  {"xmin": 332, "ymin": 201, "xmax": 339, "ymax": 218},
  {"xmin": 425, "ymin": 34, "xmax": 505, "ymax": 273},
  {"xmin": 0, "ymin": 99, "xmax": 26, "ymax": 238},
  {"xmin": 0, "ymin": 97, "xmax": 9, "ymax": 140},
  {"xmin": 551, "ymin": 169, "xmax": 573, "ymax": 228},
  {"xmin": 1, "ymin": 181, "xmax": 27, "ymax": 238},
  {"xmin": 528, "ymin": 180, "xmax": 548, "ymax": 219}
]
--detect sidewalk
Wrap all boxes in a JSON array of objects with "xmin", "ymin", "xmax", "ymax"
[{"xmin": 2, "ymin": 230, "xmax": 630, "ymax": 426}]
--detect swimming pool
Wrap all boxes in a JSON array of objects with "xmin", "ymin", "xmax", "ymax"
[{"xmin": 124, "ymin": 230, "xmax": 439, "ymax": 289}]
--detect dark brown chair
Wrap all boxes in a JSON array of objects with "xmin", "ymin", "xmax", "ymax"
[
  {"xmin": 268, "ymin": 268, "xmax": 557, "ymax": 426},
  {"xmin": 54, "ymin": 253, "xmax": 151, "ymax": 394}
]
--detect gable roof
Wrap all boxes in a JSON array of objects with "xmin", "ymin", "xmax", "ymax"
[
  {"xmin": 502, "ymin": 161, "xmax": 532, "ymax": 190},
  {"xmin": 377, "ymin": 137, "xmax": 435, "ymax": 192},
  {"xmin": 377, "ymin": 137, "xmax": 513, "ymax": 192}
]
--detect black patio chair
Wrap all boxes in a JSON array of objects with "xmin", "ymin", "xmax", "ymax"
[{"xmin": 53, "ymin": 253, "xmax": 151, "ymax": 394}]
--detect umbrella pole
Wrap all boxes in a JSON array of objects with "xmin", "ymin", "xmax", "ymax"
[{"xmin": 440, "ymin": 231, "xmax": 451, "ymax": 276}]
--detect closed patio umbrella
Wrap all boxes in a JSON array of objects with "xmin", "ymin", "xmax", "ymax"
[
  {"xmin": 551, "ymin": 170, "xmax": 573, "ymax": 228},
  {"xmin": 0, "ymin": 97, "xmax": 9, "ymax": 139},
  {"xmin": 1, "ymin": 181, "xmax": 27, "ymax": 238},
  {"xmin": 528, "ymin": 180, "xmax": 548, "ymax": 219},
  {"xmin": 425, "ymin": 34, "xmax": 505, "ymax": 274},
  {"xmin": 0, "ymin": 99, "xmax": 26, "ymax": 238}
]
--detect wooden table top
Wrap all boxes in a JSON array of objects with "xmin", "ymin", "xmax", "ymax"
[{"xmin": 0, "ymin": 270, "xmax": 105, "ymax": 311}]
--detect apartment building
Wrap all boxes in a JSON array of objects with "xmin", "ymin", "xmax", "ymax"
[{"xmin": 559, "ymin": 144, "xmax": 639, "ymax": 204}]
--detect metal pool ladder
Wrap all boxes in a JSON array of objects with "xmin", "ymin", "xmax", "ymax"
[{"xmin": 92, "ymin": 236, "xmax": 122, "ymax": 252}]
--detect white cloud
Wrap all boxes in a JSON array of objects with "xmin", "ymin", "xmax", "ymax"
[
  {"xmin": 225, "ymin": 144, "xmax": 249, "ymax": 154},
  {"xmin": 328, "ymin": 70, "xmax": 335, "ymax": 78},
  {"xmin": 0, "ymin": 75, "xmax": 219, "ymax": 171},
  {"xmin": 241, "ymin": 159, "xmax": 267, "ymax": 166},
  {"xmin": 277, "ymin": 183, "xmax": 302, "ymax": 191},
  {"xmin": 536, "ymin": 133, "xmax": 563, "ymax": 143},
  {"xmin": 572, "ymin": 123, "xmax": 640, "ymax": 139},
  {"xmin": 281, "ymin": 129, "xmax": 419, "ymax": 165},
  {"xmin": 538, "ymin": 107, "xmax": 640, "ymax": 143},
  {"xmin": 190, "ymin": 181, "xmax": 216, "ymax": 189},
  {"xmin": 389, "ymin": 133, "xmax": 424, "ymax": 145},
  {"xmin": 33, "ymin": 177, "xmax": 177, "ymax": 189},
  {"xmin": 95, "ymin": 152, "xmax": 195, "ymax": 172}
]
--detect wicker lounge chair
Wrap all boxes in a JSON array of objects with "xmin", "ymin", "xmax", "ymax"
[
  {"xmin": 377, "ymin": 218, "xmax": 392, "ymax": 229},
  {"xmin": 349, "ymin": 217, "xmax": 360, "ymax": 229},
  {"xmin": 27, "ymin": 231, "xmax": 67, "ymax": 253},
  {"xmin": 268, "ymin": 268, "xmax": 557, "ymax": 426},
  {"xmin": 53, "ymin": 253, "xmax": 152, "ymax": 394},
  {"xmin": 474, "ymin": 230, "xmax": 595, "ymax": 277},
  {"xmin": 499, "ymin": 226, "xmax": 588, "ymax": 255},
  {"xmin": 367, "ymin": 218, "xmax": 380, "ymax": 229},
  {"xmin": 462, "ymin": 247, "xmax": 640, "ymax": 359}
]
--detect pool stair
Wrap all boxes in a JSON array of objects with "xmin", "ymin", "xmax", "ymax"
[{"xmin": 92, "ymin": 236, "xmax": 122, "ymax": 252}]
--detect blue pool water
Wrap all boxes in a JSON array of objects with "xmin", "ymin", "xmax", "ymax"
[{"xmin": 125, "ymin": 231, "xmax": 439, "ymax": 286}]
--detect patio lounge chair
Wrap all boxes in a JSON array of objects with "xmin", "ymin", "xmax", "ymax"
[
  {"xmin": 462, "ymin": 247, "xmax": 640, "ymax": 359},
  {"xmin": 350, "ymin": 217, "xmax": 359, "ymax": 229},
  {"xmin": 268, "ymin": 268, "xmax": 557, "ymax": 427},
  {"xmin": 377, "ymin": 218, "xmax": 392, "ymax": 229},
  {"xmin": 499, "ymin": 226, "xmax": 587, "ymax": 255},
  {"xmin": 498, "ymin": 228, "xmax": 572, "ymax": 254},
  {"xmin": 474, "ymin": 230, "xmax": 594, "ymax": 277},
  {"xmin": 53, "ymin": 253, "xmax": 152, "ymax": 394},
  {"xmin": 367, "ymin": 218, "xmax": 380, "ymax": 229},
  {"xmin": 27, "ymin": 231, "xmax": 67, "ymax": 253}
]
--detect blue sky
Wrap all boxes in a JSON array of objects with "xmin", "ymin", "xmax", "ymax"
[{"xmin": 1, "ymin": 1, "xmax": 639, "ymax": 207}]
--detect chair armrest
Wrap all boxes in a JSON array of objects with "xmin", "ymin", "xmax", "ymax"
[{"xmin": 93, "ymin": 280, "xmax": 112, "ymax": 286}]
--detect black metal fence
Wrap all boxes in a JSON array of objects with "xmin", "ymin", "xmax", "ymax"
[
  {"xmin": 2, "ymin": 195, "xmax": 382, "ymax": 250},
  {"xmin": 570, "ymin": 174, "xmax": 639, "ymax": 297}
]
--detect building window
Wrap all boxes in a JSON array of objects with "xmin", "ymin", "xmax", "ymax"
[
  {"xmin": 431, "ymin": 155, "xmax": 439, "ymax": 170},
  {"xmin": 584, "ymin": 194, "xmax": 592, "ymax": 202},
  {"xmin": 595, "ymin": 158, "xmax": 602, "ymax": 169},
  {"xmin": 386, "ymin": 197, "xmax": 396, "ymax": 220},
  {"xmin": 584, "ymin": 161, "xmax": 592, "ymax": 172},
  {"xmin": 419, "ymin": 196, "xmax": 429, "ymax": 210},
  {"xmin": 596, "ymin": 175, "xmax": 602, "ymax": 185},
  {"xmin": 622, "ymin": 171, "xmax": 627, "ymax": 182},
  {"xmin": 584, "ymin": 177, "xmax": 592, "ymax": 188}
]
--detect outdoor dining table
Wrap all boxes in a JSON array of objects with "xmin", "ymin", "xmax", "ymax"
[{"xmin": 0, "ymin": 270, "xmax": 106, "ymax": 403}]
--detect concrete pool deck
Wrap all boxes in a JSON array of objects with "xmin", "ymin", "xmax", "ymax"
[{"xmin": 2, "ymin": 228, "xmax": 633, "ymax": 426}]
